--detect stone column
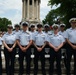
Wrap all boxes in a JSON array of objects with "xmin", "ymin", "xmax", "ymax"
[
  {"xmin": 32, "ymin": 0, "xmax": 34, "ymax": 19},
  {"xmin": 24, "ymin": 0, "xmax": 26, "ymax": 19},
  {"xmin": 36, "ymin": 0, "xmax": 38, "ymax": 20},
  {"xmin": 22, "ymin": 0, "xmax": 24, "ymax": 19},
  {"xmin": 38, "ymin": 2, "xmax": 40, "ymax": 21},
  {"xmin": 27, "ymin": 0, "xmax": 29, "ymax": 19}
]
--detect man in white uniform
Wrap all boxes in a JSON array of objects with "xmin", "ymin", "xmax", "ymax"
[{"xmin": 65, "ymin": 18, "xmax": 76, "ymax": 75}]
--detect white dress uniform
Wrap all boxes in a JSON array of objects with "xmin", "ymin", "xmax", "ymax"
[
  {"xmin": 44, "ymin": 31, "xmax": 52, "ymax": 36},
  {"xmin": 33, "ymin": 31, "xmax": 46, "ymax": 75},
  {"xmin": 2, "ymin": 32, "xmax": 17, "ymax": 75},
  {"xmin": 59, "ymin": 31, "xmax": 66, "ymax": 39},
  {"xmin": 47, "ymin": 33, "xmax": 64, "ymax": 75},
  {"xmin": 13, "ymin": 30, "xmax": 21, "ymax": 36},
  {"xmin": 65, "ymin": 27, "xmax": 76, "ymax": 44},
  {"xmin": 44, "ymin": 31, "xmax": 53, "ymax": 54},
  {"xmin": 17, "ymin": 30, "xmax": 32, "ymax": 46},
  {"xmin": 0, "ymin": 37, "xmax": 3, "ymax": 75},
  {"xmin": 13, "ymin": 30, "xmax": 21, "ymax": 54},
  {"xmin": 0, "ymin": 37, "xmax": 3, "ymax": 46},
  {"xmin": 2, "ymin": 32, "xmax": 17, "ymax": 44},
  {"xmin": 30, "ymin": 31, "xmax": 37, "ymax": 54},
  {"xmin": 65, "ymin": 27, "xmax": 76, "ymax": 75},
  {"xmin": 59, "ymin": 30, "xmax": 66, "ymax": 53},
  {"xmin": 33, "ymin": 31, "xmax": 47, "ymax": 46},
  {"xmin": 48, "ymin": 33, "xmax": 65, "ymax": 47},
  {"xmin": 17, "ymin": 30, "xmax": 32, "ymax": 75}
]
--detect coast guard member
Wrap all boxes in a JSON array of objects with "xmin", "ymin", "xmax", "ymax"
[
  {"xmin": 2, "ymin": 25, "xmax": 17, "ymax": 75},
  {"xmin": 13, "ymin": 24, "xmax": 21, "ymax": 58},
  {"xmin": 33, "ymin": 23, "xmax": 46, "ymax": 75},
  {"xmin": 44, "ymin": 24, "xmax": 52, "ymax": 55},
  {"xmin": 59, "ymin": 23, "xmax": 67, "ymax": 66},
  {"xmin": 65, "ymin": 18, "xmax": 76, "ymax": 75},
  {"xmin": 29, "ymin": 24, "xmax": 36, "ymax": 55},
  {"xmin": 48, "ymin": 24, "xmax": 65, "ymax": 75},
  {"xmin": 17, "ymin": 22, "xmax": 32, "ymax": 75},
  {"xmin": 0, "ymin": 31, "xmax": 3, "ymax": 75},
  {"xmin": 13, "ymin": 24, "xmax": 20, "ymax": 35}
]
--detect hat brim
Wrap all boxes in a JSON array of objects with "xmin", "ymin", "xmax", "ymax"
[{"xmin": 37, "ymin": 25, "xmax": 42, "ymax": 28}]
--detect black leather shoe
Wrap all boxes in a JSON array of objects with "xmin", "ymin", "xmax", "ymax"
[
  {"xmin": 26, "ymin": 74, "xmax": 30, "ymax": 75},
  {"xmin": 19, "ymin": 73, "xmax": 22, "ymax": 75}
]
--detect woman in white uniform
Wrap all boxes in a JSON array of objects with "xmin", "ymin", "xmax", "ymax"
[
  {"xmin": 2, "ymin": 25, "xmax": 17, "ymax": 75},
  {"xmin": 47, "ymin": 24, "xmax": 65, "ymax": 75}
]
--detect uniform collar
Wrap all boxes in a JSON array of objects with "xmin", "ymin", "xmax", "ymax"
[
  {"xmin": 44, "ymin": 31, "xmax": 49, "ymax": 33},
  {"xmin": 30, "ymin": 30, "xmax": 36, "ymax": 33},
  {"xmin": 22, "ymin": 30, "xmax": 30, "ymax": 34},
  {"xmin": 14, "ymin": 30, "xmax": 20, "ymax": 32},
  {"xmin": 59, "ymin": 30, "xmax": 65, "ymax": 33},
  {"xmin": 53, "ymin": 33, "xmax": 59, "ymax": 36},
  {"xmin": 6, "ymin": 32, "xmax": 14, "ymax": 35},
  {"xmin": 37, "ymin": 31, "xmax": 43, "ymax": 34},
  {"xmin": 70, "ymin": 27, "xmax": 76, "ymax": 30}
]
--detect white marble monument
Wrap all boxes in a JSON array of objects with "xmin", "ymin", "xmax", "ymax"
[{"xmin": 22, "ymin": 0, "xmax": 41, "ymax": 24}]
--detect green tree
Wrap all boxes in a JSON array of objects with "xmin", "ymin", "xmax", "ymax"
[
  {"xmin": 42, "ymin": 8, "xmax": 64, "ymax": 26},
  {"xmin": 0, "ymin": 17, "xmax": 12, "ymax": 31},
  {"xmin": 48, "ymin": 0, "xmax": 76, "ymax": 28}
]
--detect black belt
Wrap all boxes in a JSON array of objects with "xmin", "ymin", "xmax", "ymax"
[
  {"xmin": 7, "ymin": 44, "xmax": 13, "ymax": 46},
  {"xmin": 71, "ymin": 43, "xmax": 76, "ymax": 45},
  {"xmin": 21, "ymin": 45, "xmax": 27, "ymax": 47},
  {"xmin": 37, "ymin": 45, "xmax": 43, "ymax": 47}
]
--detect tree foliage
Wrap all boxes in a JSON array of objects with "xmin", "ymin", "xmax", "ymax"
[
  {"xmin": 0, "ymin": 17, "xmax": 12, "ymax": 31},
  {"xmin": 43, "ymin": 0, "xmax": 76, "ymax": 28},
  {"xmin": 42, "ymin": 8, "xmax": 64, "ymax": 26}
]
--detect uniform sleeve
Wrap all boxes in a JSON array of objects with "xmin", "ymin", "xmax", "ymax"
[
  {"xmin": 16, "ymin": 34, "xmax": 20, "ymax": 40},
  {"xmin": 32, "ymin": 33, "xmax": 36, "ymax": 41},
  {"xmin": 46, "ymin": 35, "xmax": 50, "ymax": 42},
  {"xmin": 1, "ymin": 37, "xmax": 3, "ymax": 41},
  {"xmin": 2, "ymin": 34, "xmax": 6, "ymax": 41},
  {"xmin": 60, "ymin": 36, "xmax": 65, "ymax": 43},
  {"xmin": 65, "ymin": 30, "xmax": 69, "ymax": 39},
  {"xmin": 29, "ymin": 33, "xmax": 33, "ymax": 40}
]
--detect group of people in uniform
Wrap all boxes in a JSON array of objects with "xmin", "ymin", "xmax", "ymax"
[{"xmin": 0, "ymin": 18, "xmax": 76, "ymax": 75}]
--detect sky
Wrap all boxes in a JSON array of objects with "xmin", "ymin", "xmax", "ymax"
[{"xmin": 0, "ymin": 0, "xmax": 51, "ymax": 25}]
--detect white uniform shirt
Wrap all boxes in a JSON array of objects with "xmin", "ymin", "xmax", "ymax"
[
  {"xmin": 59, "ymin": 31, "xmax": 66, "ymax": 39},
  {"xmin": 33, "ymin": 31, "xmax": 47, "ymax": 46},
  {"xmin": 0, "ymin": 37, "xmax": 3, "ymax": 45},
  {"xmin": 2, "ymin": 32, "xmax": 17, "ymax": 44},
  {"xmin": 30, "ymin": 31, "xmax": 37, "ymax": 41},
  {"xmin": 44, "ymin": 31, "xmax": 52, "ymax": 36},
  {"xmin": 65, "ymin": 27, "xmax": 76, "ymax": 44},
  {"xmin": 17, "ymin": 31, "xmax": 32, "ymax": 46},
  {"xmin": 13, "ymin": 30, "xmax": 20, "ymax": 36},
  {"xmin": 47, "ymin": 33, "xmax": 65, "ymax": 47}
]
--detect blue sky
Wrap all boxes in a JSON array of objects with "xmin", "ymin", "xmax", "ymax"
[{"xmin": 0, "ymin": 0, "xmax": 51, "ymax": 25}]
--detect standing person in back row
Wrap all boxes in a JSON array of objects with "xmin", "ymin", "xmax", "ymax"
[
  {"xmin": 29, "ymin": 24, "xmax": 37, "ymax": 57},
  {"xmin": 33, "ymin": 23, "xmax": 46, "ymax": 75},
  {"xmin": 17, "ymin": 22, "xmax": 32, "ymax": 75},
  {"xmin": 47, "ymin": 24, "xmax": 65, "ymax": 75},
  {"xmin": 13, "ymin": 24, "xmax": 21, "ymax": 60},
  {"xmin": 0, "ymin": 31, "xmax": 3, "ymax": 75},
  {"xmin": 2, "ymin": 25, "xmax": 17, "ymax": 75},
  {"xmin": 44, "ymin": 24, "xmax": 52, "ymax": 56},
  {"xmin": 65, "ymin": 18, "xmax": 76, "ymax": 75},
  {"xmin": 59, "ymin": 23, "xmax": 67, "ymax": 67}
]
